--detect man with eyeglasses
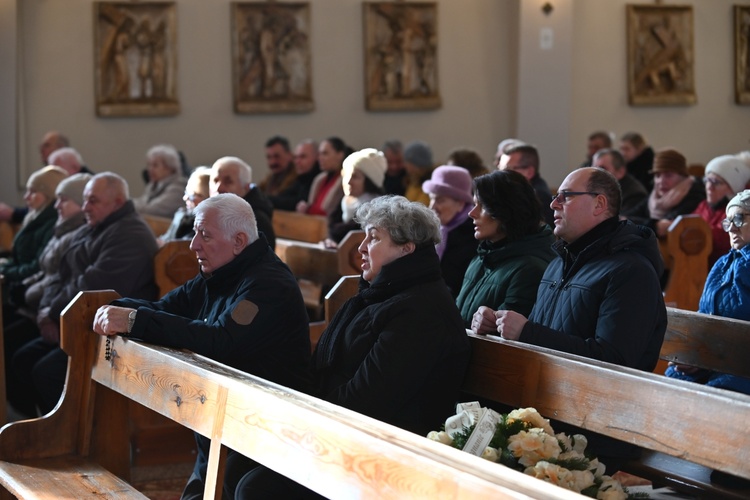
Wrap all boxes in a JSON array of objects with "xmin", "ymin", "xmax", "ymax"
[
  {"xmin": 497, "ymin": 143, "xmax": 554, "ymax": 227},
  {"xmin": 487, "ymin": 167, "xmax": 667, "ymax": 471}
]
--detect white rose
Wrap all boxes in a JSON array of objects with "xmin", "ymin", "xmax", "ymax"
[
  {"xmin": 596, "ymin": 477, "xmax": 628, "ymax": 500},
  {"xmin": 507, "ymin": 407, "xmax": 555, "ymax": 435},
  {"xmin": 426, "ymin": 430, "xmax": 454, "ymax": 445},
  {"xmin": 481, "ymin": 446, "xmax": 500, "ymax": 462}
]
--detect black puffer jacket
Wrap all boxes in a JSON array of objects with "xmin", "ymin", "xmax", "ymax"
[
  {"xmin": 114, "ymin": 235, "xmax": 311, "ymax": 393},
  {"xmin": 522, "ymin": 218, "xmax": 666, "ymax": 371},
  {"xmin": 314, "ymin": 245, "xmax": 470, "ymax": 435}
]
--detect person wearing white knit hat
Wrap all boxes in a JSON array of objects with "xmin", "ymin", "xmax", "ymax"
[
  {"xmin": 693, "ymin": 154, "xmax": 750, "ymax": 265},
  {"xmin": 325, "ymin": 148, "xmax": 386, "ymax": 246}
]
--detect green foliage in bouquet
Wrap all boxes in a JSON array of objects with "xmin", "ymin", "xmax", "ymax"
[{"xmin": 431, "ymin": 406, "xmax": 649, "ymax": 500}]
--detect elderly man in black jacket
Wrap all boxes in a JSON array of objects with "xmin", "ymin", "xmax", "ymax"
[{"xmin": 93, "ymin": 193, "xmax": 311, "ymax": 500}]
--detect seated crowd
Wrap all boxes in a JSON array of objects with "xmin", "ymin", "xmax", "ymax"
[{"xmin": 1, "ymin": 128, "xmax": 750, "ymax": 496}]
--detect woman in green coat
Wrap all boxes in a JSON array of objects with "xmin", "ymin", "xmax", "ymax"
[{"xmin": 455, "ymin": 170, "xmax": 555, "ymax": 331}]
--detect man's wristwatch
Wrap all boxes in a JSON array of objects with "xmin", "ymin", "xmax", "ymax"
[{"xmin": 127, "ymin": 310, "xmax": 137, "ymax": 334}]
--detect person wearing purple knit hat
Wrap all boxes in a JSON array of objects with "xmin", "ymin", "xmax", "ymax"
[{"xmin": 423, "ymin": 166, "xmax": 478, "ymax": 297}]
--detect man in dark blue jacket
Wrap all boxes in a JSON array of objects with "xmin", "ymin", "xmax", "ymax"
[
  {"xmin": 488, "ymin": 167, "xmax": 667, "ymax": 471},
  {"xmin": 93, "ymin": 193, "xmax": 311, "ymax": 499}
]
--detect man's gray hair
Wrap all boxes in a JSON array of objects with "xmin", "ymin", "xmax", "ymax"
[
  {"xmin": 194, "ymin": 193, "xmax": 258, "ymax": 244},
  {"xmin": 48, "ymin": 147, "xmax": 84, "ymax": 167},
  {"xmin": 592, "ymin": 148, "xmax": 626, "ymax": 172},
  {"xmin": 212, "ymin": 156, "xmax": 253, "ymax": 186},
  {"xmin": 147, "ymin": 144, "xmax": 181, "ymax": 173},
  {"xmin": 90, "ymin": 172, "xmax": 129, "ymax": 199},
  {"xmin": 355, "ymin": 195, "xmax": 441, "ymax": 246}
]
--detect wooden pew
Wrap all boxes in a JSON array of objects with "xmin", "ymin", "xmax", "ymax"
[
  {"xmin": 660, "ymin": 214, "xmax": 712, "ymax": 311},
  {"xmin": 660, "ymin": 306, "xmax": 750, "ymax": 379},
  {"xmin": 141, "ymin": 214, "xmax": 173, "ymax": 238},
  {"xmin": 154, "ymin": 240, "xmax": 199, "ymax": 298},
  {"xmin": 0, "ymin": 290, "xmax": 582, "ymax": 500},
  {"xmin": 0, "ymin": 222, "xmax": 18, "ymax": 256},
  {"xmin": 276, "ymin": 230, "xmax": 364, "ymax": 320},
  {"xmin": 326, "ymin": 275, "xmax": 750, "ymax": 498},
  {"xmin": 271, "ymin": 210, "xmax": 327, "ymax": 244},
  {"xmin": 462, "ymin": 333, "xmax": 750, "ymax": 499}
]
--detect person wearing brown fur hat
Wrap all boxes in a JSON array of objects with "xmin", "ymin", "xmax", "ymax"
[{"xmin": 628, "ymin": 148, "xmax": 705, "ymax": 238}]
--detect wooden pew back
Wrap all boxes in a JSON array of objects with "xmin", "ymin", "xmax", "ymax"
[
  {"xmin": 154, "ymin": 240, "xmax": 199, "ymax": 298},
  {"xmin": 142, "ymin": 214, "xmax": 173, "ymax": 238},
  {"xmin": 0, "ymin": 222, "xmax": 18, "ymax": 255},
  {"xmin": 661, "ymin": 214, "xmax": 712, "ymax": 311},
  {"xmin": 463, "ymin": 333, "xmax": 750, "ymax": 480},
  {"xmin": 0, "ymin": 290, "xmax": 583, "ymax": 500},
  {"xmin": 662, "ymin": 306, "xmax": 750, "ymax": 378},
  {"xmin": 272, "ymin": 211, "xmax": 327, "ymax": 243}
]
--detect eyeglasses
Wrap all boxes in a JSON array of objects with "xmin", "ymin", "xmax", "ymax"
[
  {"xmin": 721, "ymin": 213, "xmax": 750, "ymax": 232},
  {"xmin": 703, "ymin": 177, "xmax": 726, "ymax": 187},
  {"xmin": 184, "ymin": 193, "xmax": 205, "ymax": 203},
  {"xmin": 551, "ymin": 191, "xmax": 601, "ymax": 204}
]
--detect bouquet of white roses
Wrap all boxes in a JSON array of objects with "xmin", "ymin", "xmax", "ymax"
[{"xmin": 427, "ymin": 402, "xmax": 647, "ymax": 500}]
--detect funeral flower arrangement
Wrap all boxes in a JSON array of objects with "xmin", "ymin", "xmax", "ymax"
[{"xmin": 427, "ymin": 403, "xmax": 646, "ymax": 500}]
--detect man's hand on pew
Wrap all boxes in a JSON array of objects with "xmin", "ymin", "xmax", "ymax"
[
  {"xmin": 471, "ymin": 306, "xmax": 501, "ymax": 335},
  {"xmin": 93, "ymin": 305, "xmax": 135, "ymax": 336},
  {"xmin": 494, "ymin": 309, "xmax": 527, "ymax": 340}
]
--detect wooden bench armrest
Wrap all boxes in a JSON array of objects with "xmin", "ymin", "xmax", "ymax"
[{"xmin": 0, "ymin": 290, "xmax": 129, "ymax": 477}]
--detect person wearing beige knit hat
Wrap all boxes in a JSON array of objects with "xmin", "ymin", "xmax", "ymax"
[
  {"xmin": 692, "ymin": 154, "xmax": 750, "ymax": 265},
  {"xmin": 629, "ymin": 148, "xmax": 705, "ymax": 238},
  {"xmin": 0, "ymin": 166, "xmax": 68, "ymax": 318}
]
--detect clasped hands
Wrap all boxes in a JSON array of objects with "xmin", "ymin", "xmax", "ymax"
[
  {"xmin": 470, "ymin": 306, "xmax": 527, "ymax": 340},
  {"xmin": 92, "ymin": 305, "xmax": 135, "ymax": 336}
]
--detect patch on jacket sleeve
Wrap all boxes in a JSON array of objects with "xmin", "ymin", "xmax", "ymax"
[{"xmin": 231, "ymin": 300, "xmax": 259, "ymax": 325}]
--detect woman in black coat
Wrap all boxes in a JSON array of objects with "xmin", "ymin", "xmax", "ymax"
[{"xmin": 235, "ymin": 195, "xmax": 471, "ymax": 499}]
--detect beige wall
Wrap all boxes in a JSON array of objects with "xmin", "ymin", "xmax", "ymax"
[
  {"xmin": 3, "ymin": 0, "xmax": 514, "ymax": 202},
  {"xmin": 568, "ymin": 1, "xmax": 750, "ymax": 183},
  {"xmin": 2, "ymin": 0, "xmax": 749, "ymax": 204}
]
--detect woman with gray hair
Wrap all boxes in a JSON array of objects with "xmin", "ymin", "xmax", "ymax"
[
  {"xmin": 132, "ymin": 143, "xmax": 187, "ymax": 218},
  {"xmin": 235, "ymin": 195, "xmax": 471, "ymax": 498}
]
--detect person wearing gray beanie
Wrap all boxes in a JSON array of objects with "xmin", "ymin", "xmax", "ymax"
[
  {"xmin": 694, "ymin": 155, "xmax": 750, "ymax": 265},
  {"xmin": 55, "ymin": 173, "xmax": 92, "ymax": 208},
  {"xmin": 403, "ymin": 140, "xmax": 434, "ymax": 206}
]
